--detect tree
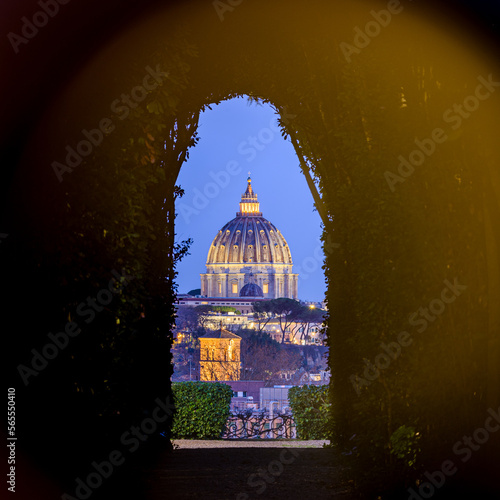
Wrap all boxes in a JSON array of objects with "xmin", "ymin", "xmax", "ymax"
[
  {"xmin": 193, "ymin": 305, "xmax": 213, "ymax": 330},
  {"xmin": 270, "ymin": 298, "xmax": 303, "ymax": 343},
  {"xmin": 252, "ymin": 300, "xmax": 275, "ymax": 332},
  {"xmin": 290, "ymin": 306, "xmax": 326, "ymax": 344},
  {"xmin": 238, "ymin": 329, "xmax": 301, "ymax": 384},
  {"xmin": 175, "ymin": 305, "xmax": 199, "ymax": 332}
]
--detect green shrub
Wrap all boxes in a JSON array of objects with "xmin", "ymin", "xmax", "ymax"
[
  {"xmin": 172, "ymin": 381, "xmax": 232, "ymax": 439},
  {"xmin": 212, "ymin": 306, "xmax": 241, "ymax": 314},
  {"xmin": 390, "ymin": 425, "xmax": 421, "ymax": 468},
  {"xmin": 288, "ymin": 385, "xmax": 331, "ymax": 439}
]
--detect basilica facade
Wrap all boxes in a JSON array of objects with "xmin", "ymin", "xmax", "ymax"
[{"xmin": 200, "ymin": 177, "xmax": 298, "ymax": 299}]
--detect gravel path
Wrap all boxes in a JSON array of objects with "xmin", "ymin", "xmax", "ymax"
[
  {"xmin": 172, "ymin": 439, "xmax": 330, "ymax": 448},
  {"xmin": 132, "ymin": 440, "xmax": 355, "ymax": 499},
  {"xmin": 90, "ymin": 440, "xmax": 355, "ymax": 500}
]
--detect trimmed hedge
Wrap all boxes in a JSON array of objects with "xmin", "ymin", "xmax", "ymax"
[
  {"xmin": 172, "ymin": 381, "xmax": 232, "ymax": 439},
  {"xmin": 288, "ymin": 385, "xmax": 331, "ymax": 440}
]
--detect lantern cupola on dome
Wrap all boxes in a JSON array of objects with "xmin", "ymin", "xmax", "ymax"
[{"xmin": 237, "ymin": 176, "xmax": 262, "ymax": 216}]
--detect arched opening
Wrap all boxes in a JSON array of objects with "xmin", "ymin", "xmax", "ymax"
[
  {"xmin": 171, "ymin": 95, "xmax": 327, "ymax": 405},
  {"xmin": 2, "ymin": 0, "xmax": 500, "ymax": 498}
]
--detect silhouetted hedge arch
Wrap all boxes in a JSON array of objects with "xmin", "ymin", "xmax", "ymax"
[{"xmin": 4, "ymin": 0, "xmax": 500, "ymax": 497}]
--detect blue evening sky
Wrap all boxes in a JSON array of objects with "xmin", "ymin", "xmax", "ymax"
[{"xmin": 174, "ymin": 97, "xmax": 325, "ymax": 302}]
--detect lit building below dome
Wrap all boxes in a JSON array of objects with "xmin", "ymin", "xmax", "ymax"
[
  {"xmin": 199, "ymin": 327, "xmax": 241, "ymax": 381},
  {"xmin": 200, "ymin": 177, "xmax": 298, "ymax": 299}
]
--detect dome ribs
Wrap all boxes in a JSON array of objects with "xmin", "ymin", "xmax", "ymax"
[
  {"xmin": 201, "ymin": 178, "xmax": 297, "ymax": 299},
  {"xmin": 206, "ymin": 217, "xmax": 293, "ymax": 265}
]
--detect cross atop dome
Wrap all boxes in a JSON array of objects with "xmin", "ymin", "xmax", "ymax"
[{"xmin": 238, "ymin": 176, "xmax": 261, "ymax": 216}]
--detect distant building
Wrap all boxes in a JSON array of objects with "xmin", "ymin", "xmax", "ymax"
[
  {"xmin": 176, "ymin": 296, "xmax": 263, "ymax": 315},
  {"xmin": 203, "ymin": 312, "xmax": 249, "ymax": 330},
  {"xmin": 222, "ymin": 380, "xmax": 266, "ymax": 411},
  {"xmin": 260, "ymin": 386, "xmax": 293, "ymax": 414},
  {"xmin": 296, "ymin": 370, "xmax": 330, "ymax": 386},
  {"xmin": 200, "ymin": 177, "xmax": 298, "ymax": 299},
  {"xmin": 199, "ymin": 327, "xmax": 241, "ymax": 381}
]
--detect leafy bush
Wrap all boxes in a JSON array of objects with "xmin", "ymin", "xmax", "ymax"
[
  {"xmin": 172, "ymin": 382, "xmax": 232, "ymax": 439},
  {"xmin": 212, "ymin": 306, "xmax": 241, "ymax": 314},
  {"xmin": 288, "ymin": 385, "xmax": 331, "ymax": 439},
  {"xmin": 390, "ymin": 425, "xmax": 421, "ymax": 468}
]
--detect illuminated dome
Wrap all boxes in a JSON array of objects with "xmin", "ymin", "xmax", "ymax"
[
  {"xmin": 206, "ymin": 177, "xmax": 292, "ymax": 265},
  {"xmin": 200, "ymin": 177, "xmax": 298, "ymax": 299}
]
